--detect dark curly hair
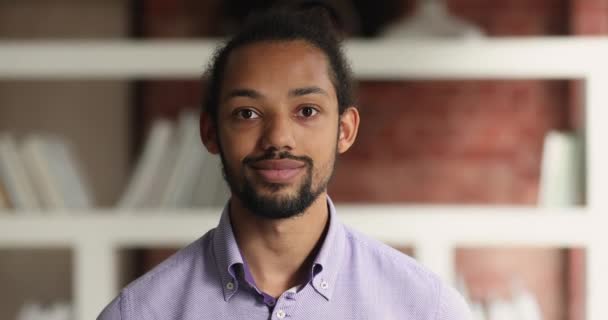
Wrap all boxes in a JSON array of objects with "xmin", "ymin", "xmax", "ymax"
[{"xmin": 201, "ymin": 6, "xmax": 355, "ymax": 123}]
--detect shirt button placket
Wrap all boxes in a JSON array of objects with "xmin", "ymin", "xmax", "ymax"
[{"xmin": 273, "ymin": 293, "xmax": 297, "ymax": 319}]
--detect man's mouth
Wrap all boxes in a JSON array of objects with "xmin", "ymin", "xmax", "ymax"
[{"xmin": 250, "ymin": 159, "xmax": 306, "ymax": 183}]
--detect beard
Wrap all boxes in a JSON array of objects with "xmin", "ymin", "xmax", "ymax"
[{"xmin": 219, "ymin": 149, "xmax": 333, "ymax": 220}]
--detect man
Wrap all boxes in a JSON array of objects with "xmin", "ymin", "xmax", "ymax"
[{"xmin": 99, "ymin": 7, "xmax": 470, "ymax": 320}]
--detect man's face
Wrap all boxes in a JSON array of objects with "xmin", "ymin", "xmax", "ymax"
[{"xmin": 212, "ymin": 40, "xmax": 343, "ymax": 219}]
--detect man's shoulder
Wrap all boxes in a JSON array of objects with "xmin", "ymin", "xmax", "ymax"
[
  {"xmin": 343, "ymin": 225, "xmax": 436, "ymax": 282},
  {"xmin": 98, "ymin": 229, "xmax": 217, "ymax": 320},
  {"xmin": 342, "ymin": 226, "xmax": 471, "ymax": 319}
]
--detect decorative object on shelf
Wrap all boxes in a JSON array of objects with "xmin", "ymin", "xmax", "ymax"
[
  {"xmin": 456, "ymin": 276, "xmax": 542, "ymax": 320},
  {"xmin": 511, "ymin": 282, "xmax": 543, "ymax": 320},
  {"xmin": 456, "ymin": 275, "xmax": 486, "ymax": 320},
  {"xmin": 538, "ymin": 130, "xmax": 583, "ymax": 207},
  {"xmin": 380, "ymin": 0, "xmax": 484, "ymax": 39}
]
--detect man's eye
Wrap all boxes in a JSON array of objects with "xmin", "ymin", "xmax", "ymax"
[
  {"xmin": 236, "ymin": 109, "xmax": 260, "ymax": 119},
  {"xmin": 298, "ymin": 106, "xmax": 319, "ymax": 118}
]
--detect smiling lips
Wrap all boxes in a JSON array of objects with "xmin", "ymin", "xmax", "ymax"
[{"xmin": 250, "ymin": 159, "xmax": 306, "ymax": 183}]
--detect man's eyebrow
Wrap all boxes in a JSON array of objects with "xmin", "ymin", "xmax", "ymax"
[
  {"xmin": 223, "ymin": 88, "xmax": 262, "ymax": 101},
  {"xmin": 289, "ymin": 86, "xmax": 329, "ymax": 97}
]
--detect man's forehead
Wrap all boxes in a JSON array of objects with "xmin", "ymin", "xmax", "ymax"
[{"xmin": 220, "ymin": 40, "xmax": 336, "ymax": 99}]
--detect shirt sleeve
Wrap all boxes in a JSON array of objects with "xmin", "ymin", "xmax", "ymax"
[
  {"xmin": 97, "ymin": 294, "xmax": 123, "ymax": 320},
  {"xmin": 436, "ymin": 283, "xmax": 472, "ymax": 320}
]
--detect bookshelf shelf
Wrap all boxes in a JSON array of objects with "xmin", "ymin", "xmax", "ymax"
[
  {"xmin": 1, "ymin": 37, "xmax": 608, "ymax": 320},
  {"xmin": 0, "ymin": 206, "xmax": 591, "ymax": 248},
  {"xmin": 1, "ymin": 37, "xmax": 607, "ymax": 79}
]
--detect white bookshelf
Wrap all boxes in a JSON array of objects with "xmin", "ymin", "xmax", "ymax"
[{"xmin": 1, "ymin": 37, "xmax": 607, "ymax": 320}]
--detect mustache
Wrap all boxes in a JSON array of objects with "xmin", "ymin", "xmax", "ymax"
[{"xmin": 243, "ymin": 151, "xmax": 313, "ymax": 167}]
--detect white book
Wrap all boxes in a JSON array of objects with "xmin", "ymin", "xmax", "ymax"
[
  {"xmin": 211, "ymin": 172, "xmax": 230, "ymax": 207},
  {"xmin": 0, "ymin": 176, "xmax": 11, "ymax": 209},
  {"xmin": 0, "ymin": 135, "xmax": 40, "ymax": 210},
  {"xmin": 538, "ymin": 131, "xmax": 582, "ymax": 207},
  {"xmin": 21, "ymin": 136, "xmax": 65, "ymax": 209},
  {"xmin": 161, "ymin": 110, "xmax": 207, "ymax": 208},
  {"xmin": 191, "ymin": 154, "xmax": 228, "ymax": 207},
  {"xmin": 118, "ymin": 119, "xmax": 174, "ymax": 209},
  {"xmin": 144, "ymin": 126, "xmax": 180, "ymax": 209},
  {"xmin": 44, "ymin": 137, "xmax": 94, "ymax": 209}
]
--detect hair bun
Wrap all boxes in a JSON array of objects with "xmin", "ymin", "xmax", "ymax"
[{"xmin": 273, "ymin": 1, "xmax": 344, "ymax": 37}]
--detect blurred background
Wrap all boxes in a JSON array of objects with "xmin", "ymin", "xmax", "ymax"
[{"xmin": 1, "ymin": 0, "xmax": 605, "ymax": 319}]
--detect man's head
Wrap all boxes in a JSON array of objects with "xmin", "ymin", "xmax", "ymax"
[{"xmin": 200, "ymin": 7, "xmax": 359, "ymax": 220}]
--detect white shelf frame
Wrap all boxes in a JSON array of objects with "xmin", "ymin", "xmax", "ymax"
[{"xmin": 1, "ymin": 37, "xmax": 608, "ymax": 320}]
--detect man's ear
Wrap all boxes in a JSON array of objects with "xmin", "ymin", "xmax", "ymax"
[
  {"xmin": 337, "ymin": 106, "xmax": 360, "ymax": 154},
  {"xmin": 200, "ymin": 111, "xmax": 220, "ymax": 154}
]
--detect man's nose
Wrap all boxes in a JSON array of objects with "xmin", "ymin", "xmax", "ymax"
[{"xmin": 260, "ymin": 112, "xmax": 296, "ymax": 152}]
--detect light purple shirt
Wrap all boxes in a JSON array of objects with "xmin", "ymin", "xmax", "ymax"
[{"xmin": 98, "ymin": 196, "xmax": 471, "ymax": 319}]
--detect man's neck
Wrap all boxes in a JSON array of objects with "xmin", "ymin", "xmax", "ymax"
[{"xmin": 229, "ymin": 193, "xmax": 329, "ymax": 298}]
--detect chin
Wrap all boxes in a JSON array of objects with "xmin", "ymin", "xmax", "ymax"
[{"xmin": 255, "ymin": 186, "xmax": 303, "ymax": 203}]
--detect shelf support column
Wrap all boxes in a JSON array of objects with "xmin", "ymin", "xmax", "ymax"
[
  {"xmin": 73, "ymin": 239, "xmax": 117, "ymax": 320},
  {"xmin": 584, "ymin": 74, "xmax": 608, "ymax": 320},
  {"xmin": 416, "ymin": 239, "xmax": 454, "ymax": 285}
]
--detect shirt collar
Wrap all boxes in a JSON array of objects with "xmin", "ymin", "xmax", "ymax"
[
  {"xmin": 309, "ymin": 196, "xmax": 346, "ymax": 301},
  {"xmin": 212, "ymin": 203, "xmax": 244, "ymax": 301},
  {"xmin": 211, "ymin": 195, "xmax": 346, "ymax": 302}
]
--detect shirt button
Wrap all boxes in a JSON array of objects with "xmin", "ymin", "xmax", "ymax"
[
  {"xmin": 226, "ymin": 282, "xmax": 234, "ymax": 290},
  {"xmin": 276, "ymin": 309, "xmax": 286, "ymax": 319},
  {"xmin": 320, "ymin": 280, "xmax": 329, "ymax": 289}
]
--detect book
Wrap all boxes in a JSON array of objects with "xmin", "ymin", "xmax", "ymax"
[
  {"xmin": 118, "ymin": 118, "xmax": 174, "ymax": 209},
  {"xmin": 0, "ymin": 177, "xmax": 11, "ymax": 209},
  {"xmin": 161, "ymin": 110, "xmax": 208, "ymax": 208},
  {"xmin": 191, "ymin": 154, "xmax": 229, "ymax": 207},
  {"xmin": 211, "ymin": 170, "xmax": 230, "ymax": 207},
  {"xmin": 0, "ymin": 134, "xmax": 40, "ymax": 210},
  {"xmin": 44, "ymin": 137, "xmax": 94, "ymax": 209},
  {"xmin": 538, "ymin": 131, "xmax": 582, "ymax": 207},
  {"xmin": 21, "ymin": 135, "xmax": 65, "ymax": 209}
]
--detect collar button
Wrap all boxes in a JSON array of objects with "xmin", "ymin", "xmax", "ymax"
[
  {"xmin": 276, "ymin": 310, "xmax": 286, "ymax": 319},
  {"xmin": 320, "ymin": 280, "xmax": 329, "ymax": 290}
]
